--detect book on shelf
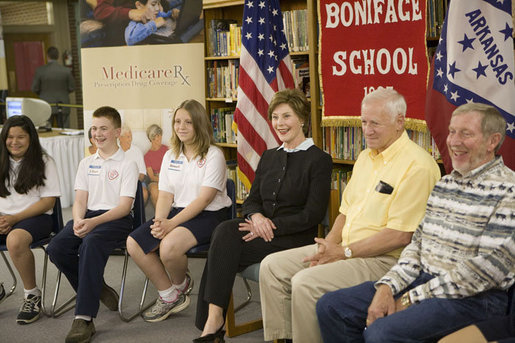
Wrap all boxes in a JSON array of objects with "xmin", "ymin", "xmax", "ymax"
[
  {"xmin": 323, "ymin": 127, "xmax": 440, "ymax": 161},
  {"xmin": 293, "ymin": 59, "xmax": 310, "ymax": 98},
  {"xmin": 208, "ymin": 19, "xmax": 241, "ymax": 57},
  {"xmin": 211, "ymin": 107, "xmax": 236, "ymax": 144},
  {"xmin": 226, "ymin": 160, "xmax": 249, "ymax": 202},
  {"xmin": 282, "ymin": 9, "xmax": 308, "ymax": 52},
  {"xmin": 207, "ymin": 60, "xmax": 240, "ymax": 99},
  {"xmin": 331, "ymin": 168, "xmax": 352, "ymax": 204}
]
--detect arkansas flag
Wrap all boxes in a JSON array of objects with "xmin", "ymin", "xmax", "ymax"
[{"xmin": 425, "ymin": 0, "xmax": 515, "ymax": 172}]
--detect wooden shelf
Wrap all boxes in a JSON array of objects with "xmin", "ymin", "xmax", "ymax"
[
  {"xmin": 332, "ymin": 159, "xmax": 356, "ymax": 165},
  {"xmin": 206, "ymin": 97, "xmax": 237, "ymax": 102},
  {"xmin": 205, "ymin": 55, "xmax": 240, "ymax": 60},
  {"xmin": 216, "ymin": 142, "xmax": 237, "ymax": 148},
  {"xmin": 203, "ymin": 0, "xmax": 244, "ymax": 9}
]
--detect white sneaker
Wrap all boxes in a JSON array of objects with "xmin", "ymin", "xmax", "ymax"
[{"xmin": 142, "ymin": 294, "xmax": 190, "ymax": 322}]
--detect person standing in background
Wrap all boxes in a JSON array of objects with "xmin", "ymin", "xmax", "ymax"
[{"xmin": 31, "ymin": 46, "xmax": 75, "ymax": 128}]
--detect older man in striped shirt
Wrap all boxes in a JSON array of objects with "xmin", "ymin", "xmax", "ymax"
[{"xmin": 316, "ymin": 102, "xmax": 515, "ymax": 343}]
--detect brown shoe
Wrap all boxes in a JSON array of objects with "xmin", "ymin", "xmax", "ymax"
[
  {"xmin": 65, "ymin": 319, "xmax": 96, "ymax": 343},
  {"xmin": 100, "ymin": 281, "xmax": 119, "ymax": 311}
]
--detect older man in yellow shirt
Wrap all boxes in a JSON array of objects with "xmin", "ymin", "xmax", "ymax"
[{"xmin": 259, "ymin": 87, "xmax": 441, "ymax": 343}]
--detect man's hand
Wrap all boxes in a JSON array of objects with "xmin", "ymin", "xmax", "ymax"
[
  {"xmin": 73, "ymin": 218, "xmax": 97, "ymax": 238},
  {"xmin": 366, "ymin": 284, "xmax": 396, "ymax": 326},
  {"xmin": 303, "ymin": 237, "xmax": 344, "ymax": 267}
]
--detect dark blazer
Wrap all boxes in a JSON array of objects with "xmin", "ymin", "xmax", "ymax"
[
  {"xmin": 242, "ymin": 144, "xmax": 333, "ymax": 249},
  {"xmin": 31, "ymin": 61, "xmax": 75, "ymax": 115}
]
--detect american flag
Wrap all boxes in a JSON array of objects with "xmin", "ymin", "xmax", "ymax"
[
  {"xmin": 234, "ymin": 0, "xmax": 295, "ymax": 189},
  {"xmin": 425, "ymin": 0, "xmax": 515, "ymax": 172}
]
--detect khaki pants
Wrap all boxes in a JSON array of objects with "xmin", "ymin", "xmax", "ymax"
[{"xmin": 259, "ymin": 244, "xmax": 397, "ymax": 343}]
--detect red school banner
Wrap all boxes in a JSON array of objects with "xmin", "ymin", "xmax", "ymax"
[{"xmin": 319, "ymin": 0, "xmax": 428, "ymax": 130}]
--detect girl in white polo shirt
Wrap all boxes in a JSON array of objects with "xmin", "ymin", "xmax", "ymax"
[
  {"xmin": 0, "ymin": 115, "xmax": 60, "ymax": 324},
  {"xmin": 127, "ymin": 99, "xmax": 232, "ymax": 323}
]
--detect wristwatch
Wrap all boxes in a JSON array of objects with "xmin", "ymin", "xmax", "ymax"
[
  {"xmin": 344, "ymin": 246, "xmax": 353, "ymax": 259},
  {"xmin": 400, "ymin": 292, "xmax": 412, "ymax": 308}
]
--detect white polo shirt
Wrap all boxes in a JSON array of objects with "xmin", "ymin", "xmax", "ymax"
[
  {"xmin": 159, "ymin": 145, "xmax": 232, "ymax": 211},
  {"xmin": 124, "ymin": 145, "xmax": 146, "ymax": 176},
  {"xmin": 0, "ymin": 155, "xmax": 61, "ymax": 215},
  {"xmin": 75, "ymin": 148, "xmax": 138, "ymax": 211}
]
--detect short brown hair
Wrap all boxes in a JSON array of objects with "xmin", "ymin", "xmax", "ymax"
[
  {"xmin": 452, "ymin": 103, "xmax": 506, "ymax": 152},
  {"xmin": 268, "ymin": 89, "xmax": 310, "ymax": 135},
  {"xmin": 92, "ymin": 106, "xmax": 122, "ymax": 128}
]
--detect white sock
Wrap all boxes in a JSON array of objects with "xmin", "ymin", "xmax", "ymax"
[
  {"xmin": 174, "ymin": 276, "xmax": 188, "ymax": 292},
  {"xmin": 75, "ymin": 315, "xmax": 92, "ymax": 322},
  {"xmin": 24, "ymin": 287, "xmax": 41, "ymax": 299},
  {"xmin": 158, "ymin": 285, "xmax": 178, "ymax": 303}
]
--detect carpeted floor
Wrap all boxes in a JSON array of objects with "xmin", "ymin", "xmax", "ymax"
[{"xmin": 0, "ymin": 206, "xmax": 266, "ymax": 343}]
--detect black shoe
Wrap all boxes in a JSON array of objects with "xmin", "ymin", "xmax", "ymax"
[
  {"xmin": 100, "ymin": 280, "xmax": 119, "ymax": 311},
  {"xmin": 193, "ymin": 322, "xmax": 226, "ymax": 343},
  {"xmin": 65, "ymin": 319, "xmax": 96, "ymax": 343},
  {"xmin": 16, "ymin": 294, "xmax": 41, "ymax": 325}
]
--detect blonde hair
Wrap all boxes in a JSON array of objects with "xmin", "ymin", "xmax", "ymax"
[{"xmin": 170, "ymin": 100, "xmax": 214, "ymax": 159}]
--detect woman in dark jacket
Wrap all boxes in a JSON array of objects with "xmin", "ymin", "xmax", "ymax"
[{"xmin": 194, "ymin": 89, "xmax": 332, "ymax": 342}]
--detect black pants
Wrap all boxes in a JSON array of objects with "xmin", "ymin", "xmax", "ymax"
[{"xmin": 195, "ymin": 218, "xmax": 284, "ymax": 330}]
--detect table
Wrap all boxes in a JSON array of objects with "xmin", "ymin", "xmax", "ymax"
[{"xmin": 39, "ymin": 130, "xmax": 84, "ymax": 208}]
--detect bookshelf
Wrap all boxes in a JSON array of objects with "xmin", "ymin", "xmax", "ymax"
[
  {"xmin": 202, "ymin": 0, "xmax": 320, "ymax": 203},
  {"xmin": 202, "ymin": 0, "xmax": 450, "ymax": 226}
]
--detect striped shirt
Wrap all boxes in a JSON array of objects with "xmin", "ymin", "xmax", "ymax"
[{"xmin": 377, "ymin": 156, "xmax": 515, "ymax": 303}]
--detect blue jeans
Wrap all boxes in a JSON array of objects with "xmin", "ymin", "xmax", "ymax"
[{"xmin": 316, "ymin": 273, "xmax": 508, "ymax": 343}]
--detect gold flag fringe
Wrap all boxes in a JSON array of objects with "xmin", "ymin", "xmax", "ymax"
[{"xmin": 321, "ymin": 116, "xmax": 428, "ymax": 132}]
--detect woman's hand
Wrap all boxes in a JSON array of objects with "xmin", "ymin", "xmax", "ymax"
[
  {"xmin": 0, "ymin": 215, "xmax": 13, "ymax": 234},
  {"xmin": 239, "ymin": 213, "xmax": 276, "ymax": 242},
  {"xmin": 150, "ymin": 217, "xmax": 175, "ymax": 240}
]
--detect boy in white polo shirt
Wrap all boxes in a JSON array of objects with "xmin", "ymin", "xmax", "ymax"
[{"xmin": 47, "ymin": 106, "xmax": 138, "ymax": 343}]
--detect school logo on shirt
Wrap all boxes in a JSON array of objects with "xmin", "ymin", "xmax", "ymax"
[
  {"xmin": 108, "ymin": 169, "xmax": 119, "ymax": 180},
  {"xmin": 88, "ymin": 165, "xmax": 101, "ymax": 176},
  {"xmin": 197, "ymin": 158, "xmax": 206, "ymax": 168},
  {"xmin": 169, "ymin": 159, "xmax": 182, "ymax": 171}
]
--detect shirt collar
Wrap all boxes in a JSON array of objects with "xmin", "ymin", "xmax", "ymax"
[
  {"xmin": 450, "ymin": 155, "xmax": 502, "ymax": 179},
  {"xmin": 368, "ymin": 131, "xmax": 408, "ymax": 161},
  {"xmin": 93, "ymin": 147, "xmax": 124, "ymax": 161},
  {"xmin": 277, "ymin": 138, "xmax": 314, "ymax": 153}
]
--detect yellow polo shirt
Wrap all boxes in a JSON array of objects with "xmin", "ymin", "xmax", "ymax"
[{"xmin": 340, "ymin": 131, "xmax": 441, "ymax": 258}]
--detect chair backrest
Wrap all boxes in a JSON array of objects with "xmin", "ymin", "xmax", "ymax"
[
  {"xmin": 226, "ymin": 178, "xmax": 236, "ymax": 220},
  {"xmin": 50, "ymin": 197, "xmax": 64, "ymax": 236},
  {"xmin": 186, "ymin": 178, "xmax": 237, "ymax": 257},
  {"xmin": 133, "ymin": 180, "xmax": 146, "ymax": 229}
]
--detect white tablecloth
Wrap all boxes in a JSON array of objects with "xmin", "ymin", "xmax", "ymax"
[{"xmin": 40, "ymin": 134, "xmax": 84, "ymax": 208}]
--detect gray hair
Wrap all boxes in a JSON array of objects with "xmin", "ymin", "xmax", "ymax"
[
  {"xmin": 120, "ymin": 124, "xmax": 132, "ymax": 136},
  {"xmin": 361, "ymin": 87, "xmax": 407, "ymax": 121},
  {"xmin": 452, "ymin": 103, "xmax": 506, "ymax": 152},
  {"xmin": 146, "ymin": 124, "xmax": 162, "ymax": 141}
]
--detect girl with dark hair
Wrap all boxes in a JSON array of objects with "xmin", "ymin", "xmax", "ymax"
[{"xmin": 0, "ymin": 115, "xmax": 61, "ymax": 325}]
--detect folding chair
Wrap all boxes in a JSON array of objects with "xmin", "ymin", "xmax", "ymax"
[
  {"xmin": 118, "ymin": 178, "xmax": 237, "ymax": 322},
  {"xmin": 0, "ymin": 197, "xmax": 64, "ymax": 316},
  {"xmin": 51, "ymin": 181, "xmax": 145, "ymax": 318}
]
